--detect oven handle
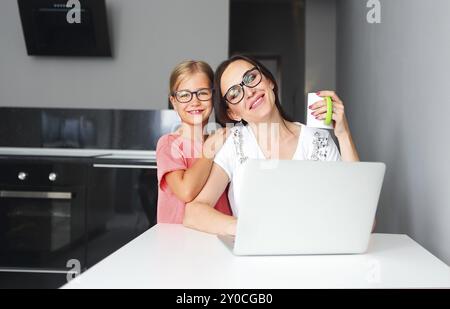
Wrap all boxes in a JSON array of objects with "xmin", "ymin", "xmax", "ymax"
[
  {"xmin": 0, "ymin": 191, "xmax": 73, "ymax": 200},
  {"xmin": 93, "ymin": 164, "xmax": 157, "ymax": 169}
]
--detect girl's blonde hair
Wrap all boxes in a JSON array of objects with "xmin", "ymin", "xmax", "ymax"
[{"xmin": 168, "ymin": 60, "xmax": 214, "ymax": 105}]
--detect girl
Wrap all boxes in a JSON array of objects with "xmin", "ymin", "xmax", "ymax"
[
  {"xmin": 183, "ymin": 55, "xmax": 360, "ymax": 235},
  {"xmin": 156, "ymin": 60, "xmax": 231, "ymax": 224}
]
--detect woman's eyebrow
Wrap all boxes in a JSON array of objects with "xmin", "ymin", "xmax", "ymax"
[{"xmin": 228, "ymin": 68, "xmax": 253, "ymax": 86}]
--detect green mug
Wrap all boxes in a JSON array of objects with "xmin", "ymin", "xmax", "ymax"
[{"xmin": 307, "ymin": 93, "xmax": 334, "ymax": 129}]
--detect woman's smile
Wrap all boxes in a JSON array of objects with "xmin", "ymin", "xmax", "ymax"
[{"xmin": 248, "ymin": 93, "xmax": 265, "ymax": 110}]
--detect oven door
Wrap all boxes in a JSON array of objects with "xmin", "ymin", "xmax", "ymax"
[{"xmin": 0, "ymin": 185, "xmax": 86, "ymax": 272}]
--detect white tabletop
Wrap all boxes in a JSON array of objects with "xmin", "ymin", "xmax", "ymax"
[{"xmin": 63, "ymin": 224, "xmax": 450, "ymax": 289}]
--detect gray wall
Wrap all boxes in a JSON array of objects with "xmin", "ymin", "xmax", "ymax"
[
  {"xmin": 337, "ymin": 0, "xmax": 450, "ymax": 265},
  {"xmin": 305, "ymin": 0, "xmax": 336, "ymax": 94},
  {"xmin": 0, "ymin": 0, "xmax": 229, "ymax": 110}
]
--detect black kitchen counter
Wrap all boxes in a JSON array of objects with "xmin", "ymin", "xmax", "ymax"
[
  {"xmin": 0, "ymin": 150, "xmax": 157, "ymax": 165},
  {"xmin": 0, "ymin": 155, "xmax": 156, "ymax": 165}
]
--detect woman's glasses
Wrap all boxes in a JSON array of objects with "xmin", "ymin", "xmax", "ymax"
[
  {"xmin": 223, "ymin": 67, "xmax": 262, "ymax": 105},
  {"xmin": 172, "ymin": 88, "xmax": 214, "ymax": 104}
]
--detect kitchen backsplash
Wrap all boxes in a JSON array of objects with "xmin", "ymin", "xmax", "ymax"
[{"xmin": 0, "ymin": 107, "xmax": 180, "ymax": 150}]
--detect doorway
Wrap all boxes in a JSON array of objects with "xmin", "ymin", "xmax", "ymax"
[{"xmin": 229, "ymin": 0, "xmax": 306, "ymax": 122}]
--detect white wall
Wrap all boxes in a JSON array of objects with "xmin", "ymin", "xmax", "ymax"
[
  {"xmin": 0, "ymin": 0, "xmax": 229, "ymax": 109},
  {"xmin": 337, "ymin": 0, "xmax": 450, "ymax": 265},
  {"xmin": 305, "ymin": 0, "xmax": 336, "ymax": 94}
]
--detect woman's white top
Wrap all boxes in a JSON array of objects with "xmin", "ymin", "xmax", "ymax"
[{"xmin": 214, "ymin": 123, "xmax": 341, "ymax": 216}]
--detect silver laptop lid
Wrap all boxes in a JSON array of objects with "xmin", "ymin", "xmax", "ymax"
[{"xmin": 233, "ymin": 160, "xmax": 386, "ymax": 255}]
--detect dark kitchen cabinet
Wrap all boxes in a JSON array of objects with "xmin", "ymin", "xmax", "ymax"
[
  {"xmin": 0, "ymin": 158, "xmax": 158, "ymax": 288},
  {"xmin": 0, "ymin": 161, "xmax": 87, "ymax": 281},
  {"xmin": 86, "ymin": 162, "xmax": 158, "ymax": 268},
  {"xmin": 0, "ymin": 108, "xmax": 174, "ymax": 288}
]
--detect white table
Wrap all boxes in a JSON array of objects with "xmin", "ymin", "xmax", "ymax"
[{"xmin": 63, "ymin": 224, "xmax": 450, "ymax": 289}]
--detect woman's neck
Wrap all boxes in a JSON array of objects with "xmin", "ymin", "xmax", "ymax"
[
  {"xmin": 176, "ymin": 122, "xmax": 207, "ymax": 142},
  {"xmin": 248, "ymin": 110, "xmax": 298, "ymax": 159},
  {"xmin": 248, "ymin": 110, "xmax": 294, "ymax": 141}
]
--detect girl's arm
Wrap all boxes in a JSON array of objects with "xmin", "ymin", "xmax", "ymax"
[
  {"xmin": 183, "ymin": 163, "xmax": 237, "ymax": 236},
  {"xmin": 165, "ymin": 129, "xmax": 228, "ymax": 203},
  {"xmin": 164, "ymin": 156, "xmax": 213, "ymax": 203}
]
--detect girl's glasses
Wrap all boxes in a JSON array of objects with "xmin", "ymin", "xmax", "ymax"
[{"xmin": 171, "ymin": 88, "xmax": 214, "ymax": 104}]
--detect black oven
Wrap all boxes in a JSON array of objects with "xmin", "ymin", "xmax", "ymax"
[{"xmin": 0, "ymin": 161, "xmax": 87, "ymax": 279}]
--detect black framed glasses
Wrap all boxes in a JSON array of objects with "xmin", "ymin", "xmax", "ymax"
[
  {"xmin": 171, "ymin": 88, "xmax": 214, "ymax": 104},
  {"xmin": 223, "ymin": 67, "xmax": 262, "ymax": 105}
]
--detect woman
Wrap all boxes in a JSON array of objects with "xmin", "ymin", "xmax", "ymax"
[{"xmin": 183, "ymin": 55, "xmax": 359, "ymax": 235}]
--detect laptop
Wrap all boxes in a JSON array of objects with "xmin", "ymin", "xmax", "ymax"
[{"xmin": 218, "ymin": 160, "xmax": 386, "ymax": 256}]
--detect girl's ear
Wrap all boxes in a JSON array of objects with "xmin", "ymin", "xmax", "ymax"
[
  {"xmin": 169, "ymin": 96, "xmax": 177, "ymax": 112},
  {"xmin": 227, "ymin": 107, "xmax": 242, "ymax": 122}
]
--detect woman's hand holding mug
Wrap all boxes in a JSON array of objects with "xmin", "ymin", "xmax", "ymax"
[{"xmin": 309, "ymin": 90, "xmax": 351, "ymax": 139}]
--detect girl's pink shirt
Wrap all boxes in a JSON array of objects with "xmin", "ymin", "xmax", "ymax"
[{"xmin": 156, "ymin": 133, "xmax": 231, "ymax": 224}]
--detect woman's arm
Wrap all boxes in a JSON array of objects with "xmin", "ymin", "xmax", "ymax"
[
  {"xmin": 311, "ymin": 90, "xmax": 360, "ymax": 162},
  {"xmin": 183, "ymin": 163, "xmax": 237, "ymax": 236},
  {"xmin": 335, "ymin": 131, "xmax": 360, "ymax": 162}
]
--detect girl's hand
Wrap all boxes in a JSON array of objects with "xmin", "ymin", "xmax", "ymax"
[
  {"xmin": 309, "ymin": 90, "xmax": 351, "ymax": 139},
  {"xmin": 203, "ymin": 127, "xmax": 230, "ymax": 159}
]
